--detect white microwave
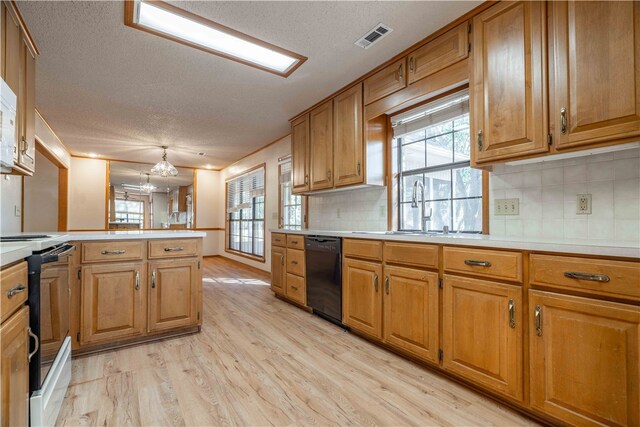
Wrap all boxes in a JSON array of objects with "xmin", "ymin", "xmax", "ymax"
[{"xmin": 0, "ymin": 78, "xmax": 17, "ymax": 169}]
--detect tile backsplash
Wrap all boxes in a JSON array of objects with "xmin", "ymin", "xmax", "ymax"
[
  {"xmin": 489, "ymin": 147, "xmax": 640, "ymax": 242},
  {"xmin": 308, "ymin": 187, "xmax": 387, "ymax": 231}
]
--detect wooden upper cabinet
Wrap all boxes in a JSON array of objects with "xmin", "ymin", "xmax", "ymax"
[
  {"xmin": 148, "ymin": 259, "xmax": 199, "ymax": 332},
  {"xmin": 0, "ymin": 306, "xmax": 30, "ymax": 427},
  {"xmin": 407, "ymin": 22, "xmax": 469, "ymax": 85},
  {"xmin": 333, "ymin": 84, "xmax": 364, "ymax": 187},
  {"xmin": 529, "ymin": 290, "xmax": 640, "ymax": 426},
  {"xmin": 342, "ymin": 258, "xmax": 382, "ymax": 339},
  {"xmin": 309, "ymin": 100, "xmax": 333, "ymax": 191},
  {"xmin": 364, "ymin": 58, "xmax": 407, "ymax": 105},
  {"xmin": 550, "ymin": 1, "xmax": 640, "ymax": 149},
  {"xmin": 270, "ymin": 246, "xmax": 286, "ymax": 295},
  {"xmin": 383, "ymin": 266, "xmax": 439, "ymax": 364},
  {"xmin": 443, "ymin": 275, "xmax": 523, "ymax": 401},
  {"xmin": 291, "ymin": 114, "xmax": 309, "ymax": 194},
  {"xmin": 3, "ymin": 6, "xmax": 21, "ymax": 163},
  {"xmin": 471, "ymin": 1, "xmax": 548, "ymax": 164},
  {"xmin": 17, "ymin": 40, "xmax": 35, "ymax": 173}
]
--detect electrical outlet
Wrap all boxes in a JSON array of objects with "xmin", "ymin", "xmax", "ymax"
[
  {"xmin": 576, "ymin": 194, "xmax": 592, "ymax": 214},
  {"xmin": 494, "ymin": 198, "xmax": 519, "ymax": 215}
]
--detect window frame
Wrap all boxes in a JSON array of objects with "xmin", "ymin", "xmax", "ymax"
[
  {"xmin": 277, "ymin": 156, "xmax": 307, "ymax": 230},
  {"xmin": 114, "ymin": 198, "xmax": 144, "ymax": 227},
  {"xmin": 224, "ymin": 163, "xmax": 266, "ymax": 263}
]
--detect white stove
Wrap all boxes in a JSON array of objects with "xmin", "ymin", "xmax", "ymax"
[{"xmin": 0, "ymin": 233, "xmax": 70, "ymax": 251}]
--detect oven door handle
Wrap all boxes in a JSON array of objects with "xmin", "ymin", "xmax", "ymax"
[
  {"xmin": 27, "ymin": 327, "xmax": 39, "ymax": 362},
  {"xmin": 55, "ymin": 245, "xmax": 76, "ymax": 258}
]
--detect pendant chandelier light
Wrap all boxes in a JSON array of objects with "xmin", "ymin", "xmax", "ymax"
[
  {"xmin": 151, "ymin": 146, "xmax": 178, "ymax": 177},
  {"xmin": 140, "ymin": 173, "xmax": 156, "ymax": 193}
]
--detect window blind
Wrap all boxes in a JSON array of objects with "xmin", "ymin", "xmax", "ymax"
[
  {"xmin": 392, "ymin": 89, "xmax": 469, "ymax": 139},
  {"xmin": 226, "ymin": 166, "xmax": 265, "ymax": 213}
]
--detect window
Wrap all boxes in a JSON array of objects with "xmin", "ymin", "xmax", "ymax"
[
  {"xmin": 278, "ymin": 157, "xmax": 305, "ymax": 230},
  {"xmin": 393, "ymin": 90, "xmax": 482, "ymax": 233},
  {"xmin": 114, "ymin": 199, "xmax": 144, "ymax": 226},
  {"xmin": 226, "ymin": 165, "xmax": 265, "ymax": 259}
]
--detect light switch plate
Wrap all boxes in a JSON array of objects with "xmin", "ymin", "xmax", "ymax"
[
  {"xmin": 494, "ymin": 198, "xmax": 519, "ymax": 215},
  {"xmin": 14, "ymin": 206, "xmax": 21, "ymax": 217},
  {"xmin": 576, "ymin": 194, "xmax": 592, "ymax": 214}
]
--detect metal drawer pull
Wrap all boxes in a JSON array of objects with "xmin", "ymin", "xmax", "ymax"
[
  {"xmin": 564, "ymin": 271, "xmax": 610, "ymax": 282},
  {"xmin": 164, "ymin": 247, "xmax": 184, "ymax": 252},
  {"xmin": 374, "ymin": 273, "xmax": 379, "ymax": 292},
  {"xmin": 291, "ymin": 260, "xmax": 298, "ymax": 265},
  {"xmin": 291, "ymin": 286, "xmax": 298, "ymax": 291},
  {"xmin": 152, "ymin": 270, "xmax": 156, "ymax": 289},
  {"xmin": 385, "ymin": 276, "xmax": 390, "ymax": 295},
  {"xmin": 464, "ymin": 259, "xmax": 491, "ymax": 267},
  {"xmin": 28, "ymin": 327, "xmax": 39, "ymax": 362},
  {"xmin": 291, "ymin": 240, "xmax": 299, "ymax": 244},
  {"xmin": 6, "ymin": 284, "xmax": 26, "ymax": 298},
  {"xmin": 508, "ymin": 299, "xmax": 516, "ymax": 329},
  {"xmin": 135, "ymin": 271, "xmax": 140, "ymax": 290},
  {"xmin": 101, "ymin": 249, "xmax": 126, "ymax": 255},
  {"xmin": 534, "ymin": 305, "xmax": 542, "ymax": 336}
]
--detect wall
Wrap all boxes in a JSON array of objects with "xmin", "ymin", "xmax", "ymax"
[
  {"xmin": 218, "ymin": 135, "xmax": 290, "ymax": 271},
  {"xmin": 489, "ymin": 146, "xmax": 640, "ymax": 243},
  {"xmin": 195, "ymin": 169, "xmax": 223, "ymax": 256},
  {"xmin": 0, "ymin": 175, "xmax": 22, "ymax": 234},
  {"xmin": 308, "ymin": 187, "xmax": 387, "ymax": 231},
  {"xmin": 23, "ymin": 150, "xmax": 58, "ymax": 232},
  {"xmin": 68, "ymin": 157, "xmax": 107, "ymax": 230}
]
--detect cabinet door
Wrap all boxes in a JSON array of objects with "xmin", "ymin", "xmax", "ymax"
[
  {"xmin": 443, "ymin": 275, "xmax": 523, "ymax": 400},
  {"xmin": 81, "ymin": 262, "xmax": 146, "ymax": 345},
  {"xmin": 333, "ymin": 84, "xmax": 364, "ymax": 187},
  {"xmin": 0, "ymin": 306, "xmax": 29, "ymax": 427},
  {"xmin": 17, "ymin": 40, "xmax": 35, "ymax": 173},
  {"xmin": 291, "ymin": 114, "xmax": 309, "ymax": 194},
  {"xmin": 343, "ymin": 258, "xmax": 382, "ymax": 339},
  {"xmin": 148, "ymin": 259, "xmax": 198, "ymax": 332},
  {"xmin": 530, "ymin": 290, "xmax": 640, "ymax": 426},
  {"xmin": 364, "ymin": 58, "xmax": 406, "ymax": 105},
  {"xmin": 309, "ymin": 100, "xmax": 333, "ymax": 191},
  {"xmin": 550, "ymin": 1, "xmax": 640, "ymax": 149},
  {"xmin": 270, "ymin": 246, "xmax": 286, "ymax": 295},
  {"xmin": 3, "ymin": 6, "xmax": 20, "ymax": 163},
  {"xmin": 471, "ymin": 1, "xmax": 548, "ymax": 164},
  {"xmin": 408, "ymin": 22, "xmax": 468, "ymax": 85},
  {"xmin": 40, "ymin": 263, "xmax": 69, "ymax": 362},
  {"xmin": 383, "ymin": 266, "xmax": 439, "ymax": 363}
]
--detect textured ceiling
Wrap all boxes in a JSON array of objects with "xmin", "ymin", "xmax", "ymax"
[{"xmin": 18, "ymin": 1, "xmax": 481, "ymax": 169}]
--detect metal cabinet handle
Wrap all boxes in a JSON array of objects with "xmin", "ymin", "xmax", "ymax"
[
  {"xmin": 564, "ymin": 271, "xmax": 610, "ymax": 282},
  {"xmin": 398, "ymin": 64, "xmax": 403, "ymax": 81},
  {"xmin": 508, "ymin": 299, "xmax": 516, "ymax": 329},
  {"xmin": 291, "ymin": 286, "xmax": 298, "ymax": 291},
  {"xmin": 534, "ymin": 305, "xmax": 542, "ymax": 336},
  {"xmin": 409, "ymin": 57, "xmax": 414, "ymax": 72},
  {"xmin": 374, "ymin": 273, "xmax": 379, "ymax": 292},
  {"xmin": 477, "ymin": 130, "xmax": 483, "ymax": 151},
  {"xmin": 291, "ymin": 240, "xmax": 298, "ymax": 244},
  {"xmin": 357, "ymin": 161, "xmax": 361, "ymax": 176},
  {"xmin": 291, "ymin": 260, "xmax": 298, "ymax": 265},
  {"xmin": 21, "ymin": 136, "xmax": 28, "ymax": 155},
  {"xmin": 151, "ymin": 270, "xmax": 156, "ymax": 289},
  {"xmin": 6, "ymin": 284, "xmax": 26, "ymax": 298},
  {"xmin": 28, "ymin": 327, "xmax": 39, "ymax": 362},
  {"xmin": 135, "ymin": 271, "xmax": 140, "ymax": 290},
  {"xmin": 327, "ymin": 169, "xmax": 332, "ymax": 180},
  {"xmin": 101, "ymin": 249, "xmax": 126, "ymax": 255},
  {"xmin": 464, "ymin": 259, "xmax": 491, "ymax": 267},
  {"xmin": 164, "ymin": 247, "xmax": 184, "ymax": 252},
  {"xmin": 281, "ymin": 255, "xmax": 285, "ymax": 266},
  {"xmin": 304, "ymin": 175, "xmax": 309, "ymax": 185},
  {"xmin": 560, "ymin": 107, "xmax": 567, "ymax": 134},
  {"xmin": 385, "ymin": 276, "xmax": 390, "ymax": 295}
]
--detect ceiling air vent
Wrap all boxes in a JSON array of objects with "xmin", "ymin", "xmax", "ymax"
[{"xmin": 355, "ymin": 23, "xmax": 393, "ymax": 49}]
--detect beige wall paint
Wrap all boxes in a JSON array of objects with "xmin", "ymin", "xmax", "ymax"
[
  {"xmin": 218, "ymin": 135, "xmax": 291, "ymax": 272},
  {"xmin": 0, "ymin": 175, "xmax": 22, "ymax": 234},
  {"xmin": 23, "ymin": 150, "xmax": 59, "ymax": 232},
  {"xmin": 68, "ymin": 157, "xmax": 107, "ymax": 230},
  {"xmin": 196, "ymin": 169, "xmax": 223, "ymax": 256}
]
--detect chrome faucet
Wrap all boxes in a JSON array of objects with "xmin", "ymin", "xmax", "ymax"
[{"xmin": 411, "ymin": 180, "xmax": 432, "ymax": 233}]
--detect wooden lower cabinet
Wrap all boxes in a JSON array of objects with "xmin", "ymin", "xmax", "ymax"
[
  {"xmin": 148, "ymin": 259, "xmax": 199, "ymax": 332},
  {"xmin": 285, "ymin": 273, "xmax": 305, "ymax": 305},
  {"xmin": 529, "ymin": 290, "xmax": 640, "ymax": 427},
  {"xmin": 343, "ymin": 258, "xmax": 383, "ymax": 339},
  {"xmin": 442, "ymin": 275, "xmax": 523, "ymax": 401},
  {"xmin": 0, "ymin": 306, "xmax": 30, "ymax": 427},
  {"xmin": 40, "ymin": 262, "xmax": 70, "ymax": 362},
  {"xmin": 81, "ymin": 262, "xmax": 146, "ymax": 345},
  {"xmin": 383, "ymin": 266, "xmax": 439, "ymax": 363},
  {"xmin": 270, "ymin": 246, "xmax": 286, "ymax": 295}
]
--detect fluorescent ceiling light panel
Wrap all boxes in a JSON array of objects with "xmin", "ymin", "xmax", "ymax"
[{"xmin": 126, "ymin": 1, "xmax": 306, "ymax": 77}]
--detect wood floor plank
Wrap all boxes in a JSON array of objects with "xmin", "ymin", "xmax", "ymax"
[{"xmin": 57, "ymin": 256, "xmax": 538, "ymax": 426}]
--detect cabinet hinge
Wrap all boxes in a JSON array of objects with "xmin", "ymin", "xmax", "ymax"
[
  {"xmin": 438, "ymin": 349, "xmax": 443, "ymax": 362},
  {"xmin": 547, "ymin": 133, "xmax": 553, "ymax": 146},
  {"xmin": 76, "ymin": 332, "xmax": 80, "ymax": 342},
  {"xmin": 438, "ymin": 278, "xmax": 443, "ymax": 289}
]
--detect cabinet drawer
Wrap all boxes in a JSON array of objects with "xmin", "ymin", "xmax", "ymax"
[
  {"xmin": 384, "ymin": 242, "xmax": 438, "ymax": 269},
  {"xmin": 443, "ymin": 247, "xmax": 522, "ymax": 282},
  {"xmin": 286, "ymin": 249, "xmax": 305, "ymax": 276},
  {"xmin": 272, "ymin": 233, "xmax": 286, "ymax": 247},
  {"xmin": 530, "ymin": 254, "xmax": 640, "ymax": 301},
  {"xmin": 286, "ymin": 273, "xmax": 306, "ymax": 305},
  {"xmin": 344, "ymin": 239, "xmax": 383, "ymax": 261},
  {"xmin": 82, "ymin": 241, "xmax": 143, "ymax": 263},
  {"xmin": 286, "ymin": 235, "xmax": 305, "ymax": 250},
  {"xmin": 148, "ymin": 239, "xmax": 198, "ymax": 259},
  {"xmin": 1, "ymin": 261, "xmax": 28, "ymax": 323}
]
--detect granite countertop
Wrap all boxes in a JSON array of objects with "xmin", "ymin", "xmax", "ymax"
[{"xmin": 271, "ymin": 229, "xmax": 640, "ymax": 259}]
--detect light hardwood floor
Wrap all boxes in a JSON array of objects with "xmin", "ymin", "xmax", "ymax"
[{"xmin": 58, "ymin": 256, "xmax": 538, "ymax": 426}]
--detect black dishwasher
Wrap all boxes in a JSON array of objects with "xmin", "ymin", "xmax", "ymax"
[{"xmin": 305, "ymin": 236, "xmax": 343, "ymax": 326}]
